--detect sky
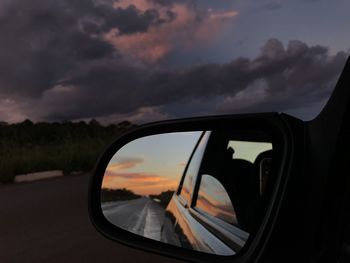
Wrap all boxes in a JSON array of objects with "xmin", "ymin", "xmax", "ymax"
[
  {"xmin": 0, "ymin": 0, "xmax": 349, "ymax": 123},
  {"xmin": 102, "ymin": 132, "xmax": 202, "ymax": 195}
]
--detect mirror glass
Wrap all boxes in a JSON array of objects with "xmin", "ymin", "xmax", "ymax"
[{"xmin": 101, "ymin": 130, "xmax": 273, "ymax": 256}]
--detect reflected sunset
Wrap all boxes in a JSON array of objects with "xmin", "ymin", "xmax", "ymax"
[
  {"xmin": 102, "ymin": 132, "xmax": 201, "ymax": 196},
  {"xmin": 196, "ymin": 174, "xmax": 238, "ymax": 225}
]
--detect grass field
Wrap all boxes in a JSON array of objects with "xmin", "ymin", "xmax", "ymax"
[{"xmin": 0, "ymin": 120, "xmax": 135, "ymax": 183}]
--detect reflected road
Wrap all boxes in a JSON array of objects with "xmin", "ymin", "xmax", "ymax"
[{"xmin": 102, "ymin": 197, "xmax": 165, "ymax": 241}]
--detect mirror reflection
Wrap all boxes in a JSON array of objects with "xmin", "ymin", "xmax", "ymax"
[{"xmin": 101, "ymin": 131, "xmax": 273, "ymax": 256}]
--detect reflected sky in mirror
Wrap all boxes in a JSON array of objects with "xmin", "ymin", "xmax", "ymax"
[
  {"xmin": 196, "ymin": 174, "xmax": 238, "ymax": 225},
  {"xmin": 227, "ymin": 141, "xmax": 272, "ymax": 162},
  {"xmin": 102, "ymin": 132, "xmax": 201, "ymax": 196}
]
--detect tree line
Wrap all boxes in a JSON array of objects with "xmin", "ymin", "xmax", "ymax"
[{"xmin": 0, "ymin": 119, "xmax": 136, "ymax": 183}]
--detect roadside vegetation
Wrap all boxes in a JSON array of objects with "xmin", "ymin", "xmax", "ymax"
[
  {"xmin": 101, "ymin": 188, "xmax": 141, "ymax": 202},
  {"xmin": 0, "ymin": 119, "xmax": 135, "ymax": 183},
  {"xmin": 150, "ymin": 190, "xmax": 175, "ymax": 208}
]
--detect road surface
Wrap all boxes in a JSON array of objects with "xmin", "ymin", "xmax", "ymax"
[
  {"xmin": 102, "ymin": 197, "xmax": 165, "ymax": 241},
  {"xmin": 0, "ymin": 174, "xmax": 181, "ymax": 263}
]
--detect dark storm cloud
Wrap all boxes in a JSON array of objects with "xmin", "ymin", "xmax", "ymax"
[
  {"xmin": 261, "ymin": 2, "xmax": 283, "ymax": 11},
  {"xmin": 248, "ymin": 1, "xmax": 283, "ymax": 14},
  {"xmin": 35, "ymin": 38, "xmax": 347, "ymax": 121},
  {"xmin": 0, "ymin": 0, "xmax": 169, "ymax": 97},
  {"xmin": 215, "ymin": 39, "xmax": 347, "ymax": 115},
  {"xmin": 0, "ymin": 0, "xmax": 347, "ymax": 122},
  {"xmin": 85, "ymin": 4, "xmax": 174, "ymax": 35}
]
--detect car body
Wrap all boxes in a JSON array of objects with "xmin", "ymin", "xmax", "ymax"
[{"xmin": 162, "ymin": 130, "xmax": 275, "ymax": 255}]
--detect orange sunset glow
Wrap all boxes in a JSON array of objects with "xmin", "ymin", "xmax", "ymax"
[
  {"xmin": 103, "ymin": 169, "xmax": 179, "ymax": 196},
  {"xmin": 101, "ymin": 132, "xmax": 201, "ymax": 196}
]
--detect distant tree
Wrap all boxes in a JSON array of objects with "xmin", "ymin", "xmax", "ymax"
[
  {"xmin": 0, "ymin": 121, "xmax": 9, "ymax": 126},
  {"xmin": 119, "ymin": 120, "xmax": 131, "ymax": 126},
  {"xmin": 101, "ymin": 188, "xmax": 141, "ymax": 202},
  {"xmin": 62, "ymin": 120, "xmax": 72, "ymax": 124},
  {"xmin": 78, "ymin": 121, "xmax": 87, "ymax": 126},
  {"xmin": 21, "ymin": 119, "xmax": 34, "ymax": 126},
  {"xmin": 89, "ymin": 119, "xmax": 100, "ymax": 126},
  {"xmin": 0, "ymin": 119, "xmax": 136, "ymax": 183}
]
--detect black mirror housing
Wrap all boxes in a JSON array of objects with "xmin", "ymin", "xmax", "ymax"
[{"xmin": 88, "ymin": 113, "xmax": 303, "ymax": 263}]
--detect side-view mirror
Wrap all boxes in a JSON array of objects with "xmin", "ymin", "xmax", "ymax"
[{"xmin": 89, "ymin": 113, "xmax": 303, "ymax": 263}]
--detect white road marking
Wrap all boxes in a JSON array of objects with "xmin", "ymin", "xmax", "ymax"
[
  {"xmin": 143, "ymin": 203, "xmax": 164, "ymax": 241},
  {"xmin": 130, "ymin": 199, "xmax": 149, "ymax": 235}
]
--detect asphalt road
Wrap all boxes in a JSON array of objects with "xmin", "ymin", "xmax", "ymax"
[
  {"xmin": 102, "ymin": 197, "xmax": 165, "ymax": 241},
  {"xmin": 0, "ymin": 174, "xmax": 181, "ymax": 263}
]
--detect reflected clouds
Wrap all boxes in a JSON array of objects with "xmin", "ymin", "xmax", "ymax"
[
  {"xmin": 107, "ymin": 0, "xmax": 238, "ymax": 64},
  {"xmin": 106, "ymin": 157, "xmax": 144, "ymax": 170},
  {"xmin": 103, "ymin": 170, "xmax": 178, "ymax": 195},
  {"xmin": 103, "ymin": 156, "xmax": 178, "ymax": 195},
  {"xmin": 102, "ymin": 132, "xmax": 201, "ymax": 196},
  {"xmin": 196, "ymin": 175, "xmax": 237, "ymax": 225}
]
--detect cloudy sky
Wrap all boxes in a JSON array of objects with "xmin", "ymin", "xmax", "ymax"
[
  {"xmin": 102, "ymin": 132, "xmax": 201, "ymax": 195},
  {"xmin": 0, "ymin": 0, "xmax": 349, "ymax": 123}
]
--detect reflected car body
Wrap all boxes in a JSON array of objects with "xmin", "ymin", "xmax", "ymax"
[
  {"xmin": 161, "ymin": 131, "xmax": 272, "ymax": 255},
  {"xmin": 163, "ymin": 195, "xmax": 244, "ymax": 255}
]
